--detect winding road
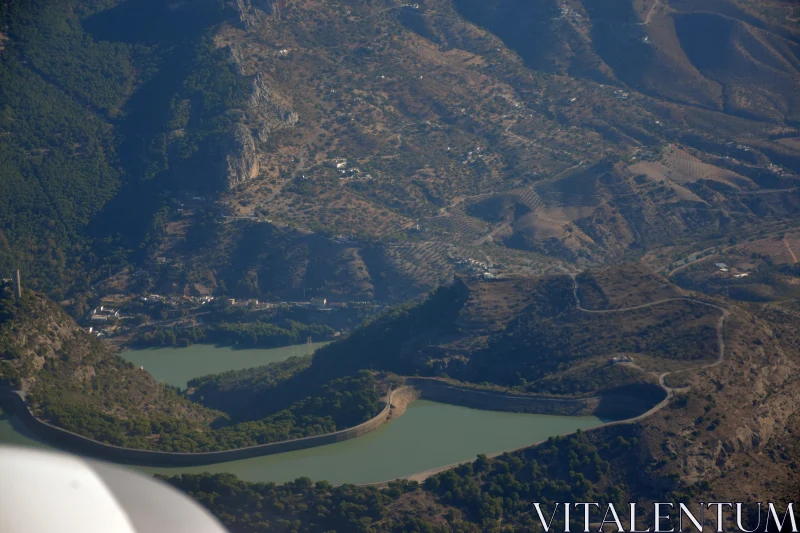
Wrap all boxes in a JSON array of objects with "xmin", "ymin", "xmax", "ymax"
[
  {"xmin": 571, "ymin": 273, "xmax": 729, "ymax": 396},
  {"xmin": 664, "ymin": 223, "xmax": 800, "ymax": 277},
  {"xmin": 381, "ymin": 276, "xmax": 730, "ymax": 485}
]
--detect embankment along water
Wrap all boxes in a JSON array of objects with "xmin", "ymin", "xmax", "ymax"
[
  {"xmin": 0, "ymin": 342, "xmax": 662, "ymax": 483},
  {"xmin": 0, "ymin": 387, "xmax": 394, "ymax": 467},
  {"xmin": 0, "ymin": 401, "xmax": 603, "ymax": 485},
  {"xmin": 0, "ymin": 374, "xmax": 663, "ymax": 470},
  {"xmin": 405, "ymin": 377, "xmax": 666, "ymax": 420}
]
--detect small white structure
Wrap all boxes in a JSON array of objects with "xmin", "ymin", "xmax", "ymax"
[
  {"xmin": 610, "ymin": 355, "xmax": 634, "ymax": 364},
  {"xmin": 310, "ymin": 297, "xmax": 327, "ymax": 309}
]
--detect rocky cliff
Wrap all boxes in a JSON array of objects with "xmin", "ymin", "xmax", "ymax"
[
  {"xmin": 223, "ymin": 123, "xmax": 261, "ymax": 188},
  {"xmin": 221, "ymin": 73, "xmax": 298, "ymax": 188}
]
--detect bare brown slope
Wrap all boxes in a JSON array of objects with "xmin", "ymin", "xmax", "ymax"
[
  {"xmin": 673, "ymin": 11, "xmax": 800, "ymax": 123},
  {"xmin": 122, "ymin": 0, "xmax": 800, "ymax": 304}
]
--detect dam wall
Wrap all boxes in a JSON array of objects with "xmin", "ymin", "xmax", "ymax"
[
  {"xmin": 404, "ymin": 378, "xmax": 663, "ymax": 419},
  {"xmin": 0, "ymin": 388, "xmax": 395, "ymax": 467},
  {"xmin": 0, "ymin": 377, "xmax": 663, "ymax": 467}
]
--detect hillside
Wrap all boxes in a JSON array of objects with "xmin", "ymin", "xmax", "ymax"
[
  {"xmin": 0, "ymin": 288, "xmax": 221, "ymax": 446},
  {"xmin": 164, "ymin": 265, "xmax": 800, "ymax": 532},
  {"xmin": 2, "ymin": 0, "xmax": 799, "ymax": 528},
  {"xmin": 0, "ymin": 288, "xmax": 384, "ymax": 452},
  {"xmin": 158, "ymin": 0, "xmax": 799, "ymax": 301},
  {"xmin": 0, "ymin": 0, "xmax": 254, "ymax": 297},
  {"xmin": 190, "ymin": 265, "xmax": 721, "ymax": 419},
  {"xmin": 1, "ymin": 268, "xmax": 797, "ymax": 531},
  {"xmin": 2, "ymin": 0, "xmax": 799, "ymax": 306}
]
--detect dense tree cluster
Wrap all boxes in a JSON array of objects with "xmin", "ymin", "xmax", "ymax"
[
  {"xmin": 421, "ymin": 433, "xmax": 623, "ymax": 530},
  {"xmin": 37, "ymin": 370, "xmax": 382, "ymax": 452},
  {"xmin": 189, "ymin": 356, "xmax": 314, "ymax": 397},
  {"xmin": 0, "ymin": 0, "xmax": 249, "ymax": 298},
  {"xmin": 163, "ymin": 474, "xmax": 410, "ymax": 533},
  {"xmin": 133, "ymin": 320, "xmax": 335, "ymax": 348},
  {"xmin": 0, "ymin": 0, "xmax": 128, "ymax": 296}
]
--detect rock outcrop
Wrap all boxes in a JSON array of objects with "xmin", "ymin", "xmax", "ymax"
[
  {"xmin": 221, "ymin": 73, "xmax": 298, "ymax": 189},
  {"xmin": 234, "ymin": 0, "xmax": 259, "ymax": 30},
  {"xmin": 249, "ymin": 73, "xmax": 299, "ymax": 143},
  {"xmin": 223, "ymin": 124, "xmax": 260, "ymax": 188}
]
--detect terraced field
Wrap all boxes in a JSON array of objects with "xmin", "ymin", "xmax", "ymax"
[
  {"xmin": 656, "ymin": 146, "xmax": 754, "ymax": 189},
  {"xmin": 534, "ymin": 167, "xmax": 604, "ymax": 209},
  {"xmin": 498, "ymin": 185, "xmax": 547, "ymax": 212},
  {"xmin": 424, "ymin": 209, "xmax": 493, "ymax": 244},
  {"xmin": 382, "ymin": 240, "xmax": 456, "ymax": 290}
]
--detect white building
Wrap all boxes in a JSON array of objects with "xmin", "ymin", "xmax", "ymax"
[{"xmin": 610, "ymin": 355, "xmax": 634, "ymax": 364}]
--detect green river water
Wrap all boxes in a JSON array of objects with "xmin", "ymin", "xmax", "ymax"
[
  {"xmin": 119, "ymin": 342, "xmax": 329, "ymax": 388},
  {"xmin": 0, "ymin": 343, "xmax": 604, "ymax": 485}
]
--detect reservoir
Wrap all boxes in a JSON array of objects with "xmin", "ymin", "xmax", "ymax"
[
  {"xmin": 119, "ymin": 342, "xmax": 329, "ymax": 388},
  {"xmin": 0, "ymin": 342, "xmax": 604, "ymax": 485},
  {"xmin": 0, "ymin": 403, "xmax": 602, "ymax": 485}
]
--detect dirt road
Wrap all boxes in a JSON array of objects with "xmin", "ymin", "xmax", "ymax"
[
  {"xmin": 371, "ymin": 277, "xmax": 729, "ymax": 486},
  {"xmin": 642, "ymin": 0, "xmax": 661, "ymax": 25},
  {"xmin": 784, "ymin": 238, "xmax": 798, "ymax": 264}
]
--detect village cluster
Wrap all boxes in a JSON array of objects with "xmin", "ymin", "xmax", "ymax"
[
  {"xmin": 450, "ymin": 255, "xmax": 504, "ymax": 281},
  {"xmin": 714, "ymin": 262, "xmax": 750, "ymax": 279},
  {"xmin": 609, "ymin": 354, "xmax": 634, "ymax": 364},
  {"xmin": 79, "ymin": 289, "xmax": 378, "ymax": 341},
  {"xmin": 325, "ymin": 158, "xmax": 373, "ymax": 183}
]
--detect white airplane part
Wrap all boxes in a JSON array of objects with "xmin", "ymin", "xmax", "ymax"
[{"xmin": 0, "ymin": 445, "xmax": 228, "ymax": 533}]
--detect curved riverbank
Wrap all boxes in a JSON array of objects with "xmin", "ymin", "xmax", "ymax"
[
  {"xmin": 0, "ymin": 376, "xmax": 665, "ymax": 469},
  {"xmin": 0, "ymin": 277, "xmax": 725, "ymax": 475},
  {"xmin": 371, "ymin": 278, "xmax": 730, "ymax": 486},
  {"xmin": 0, "ymin": 388, "xmax": 398, "ymax": 467},
  {"xmin": 1, "ymin": 399, "xmax": 604, "ymax": 485}
]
